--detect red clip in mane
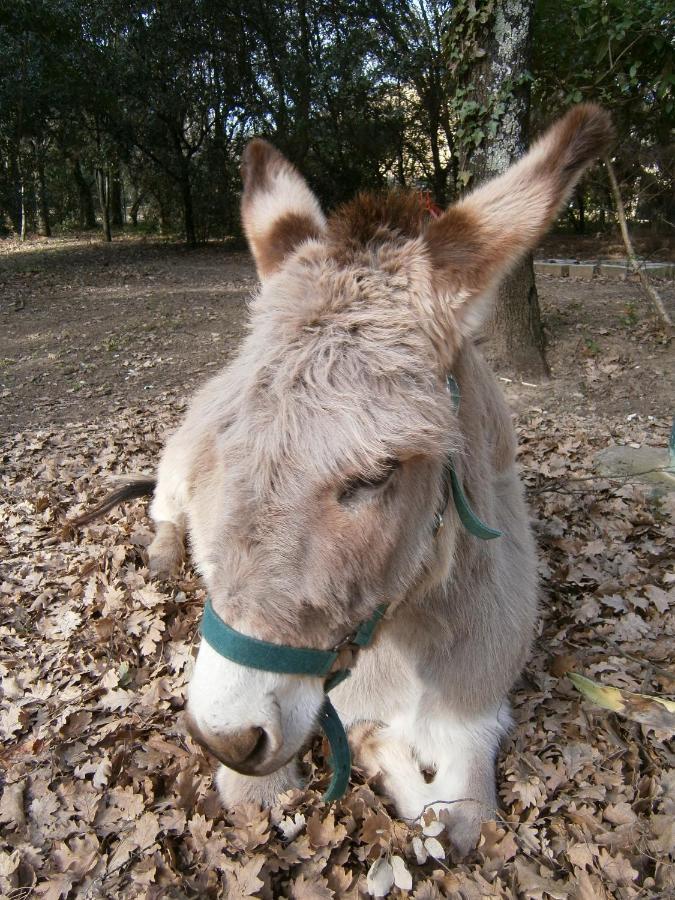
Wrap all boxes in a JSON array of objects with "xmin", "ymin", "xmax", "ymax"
[{"xmin": 420, "ymin": 190, "xmax": 443, "ymax": 219}]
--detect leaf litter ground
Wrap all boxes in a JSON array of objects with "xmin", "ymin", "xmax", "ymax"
[{"xmin": 1, "ymin": 237, "xmax": 674, "ymax": 898}]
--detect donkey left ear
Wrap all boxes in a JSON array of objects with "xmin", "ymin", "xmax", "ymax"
[
  {"xmin": 425, "ymin": 104, "xmax": 614, "ymax": 337},
  {"xmin": 241, "ymin": 139, "xmax": 326, "ymax": 281}
]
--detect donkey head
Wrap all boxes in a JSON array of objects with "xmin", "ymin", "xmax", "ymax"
[{"xmin": 186, "ymin": 105, "xmax": 612, "ymax": 776}]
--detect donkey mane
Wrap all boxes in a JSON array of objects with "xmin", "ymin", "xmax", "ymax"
[{"xmin": 326, "ymin": 190, "xmax": 428, "ymax": 259}]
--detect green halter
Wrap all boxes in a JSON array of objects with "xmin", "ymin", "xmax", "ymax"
[
  {"xmin": 199, "ymin": 374, "xmax": 501, "ymax": 802},
  {"xmin": 201, "ymin": 599, "xmax": 386, "ymax": 800}
]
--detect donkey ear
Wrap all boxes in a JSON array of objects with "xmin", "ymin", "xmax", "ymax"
[
  {"xmin": 240, "ymin": 139, "xmax": 326, "ymax": 280},
  {"xmin": 425, "ymin": 104, "xmax": 614, "ymax": 336}
]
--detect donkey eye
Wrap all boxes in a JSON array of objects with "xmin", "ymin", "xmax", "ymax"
[{"xmin": 338, "ymin": 459, "xmax": 400, "ymax": 504}]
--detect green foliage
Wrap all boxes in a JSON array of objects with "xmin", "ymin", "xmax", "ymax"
[
  {"xmin": 0, "ymin": 0, "xmax": 671, "ymax": 242},
  {"xmin": 533, "ymin": 0, "xmax": 674, "ymax": 228}
]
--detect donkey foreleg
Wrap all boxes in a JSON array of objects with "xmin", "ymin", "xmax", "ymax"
[
  {"xmin": 353, "ymin": 704, "xmax": 510, "ymax": 858},
  {"xmin": 147, "ymin": 520, "xmax": 185, "ymax": 578},
  {"xmin": 148, "ymin": 451, "xmax": 189, "ymax": 578},
  {"xmin": 214, "ymin": 759, "xmax": 304, "ymax": 808}
]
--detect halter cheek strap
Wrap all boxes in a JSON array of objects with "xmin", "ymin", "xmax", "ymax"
[
  {"xmin": 198, "ymin": 373, "xmax": 502, "ymax": 802},
  {"xmin": 200, "ymin": 598, "xmax": 387, "ymax": 801}
]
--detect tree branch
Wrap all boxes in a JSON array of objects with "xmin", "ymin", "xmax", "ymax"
[{"xmin": 604, "ymin": 157, "xmax": 672, "ymax": 329}]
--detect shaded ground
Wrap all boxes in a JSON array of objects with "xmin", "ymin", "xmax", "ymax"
[
  {"xmin": 1, "ymin": 235, "xmax": 673, "ymax": 430},
  {"xmin": 0, "ymin": 236, "xmax": 253, "ymax": 430},
  {"xmin": 1, "ymin": 235, "xmax": 673, "ymax": 898}
]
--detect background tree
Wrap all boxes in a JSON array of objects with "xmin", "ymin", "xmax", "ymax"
[
  {"xmin": 0, "ymin": 0, "xmax": 671, "ymax": 330},
  {"xmin": 443, "ymin": 0, "xmax": 548, "ymax": 378}
]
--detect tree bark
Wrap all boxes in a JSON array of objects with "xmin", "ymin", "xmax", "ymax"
[
  {"xmin": 462, "ymin": 0, "xmax": 549, "ymax": 378},
  {"xmin": 19, "ymin": 177, "xmax": 27, "ymax": 242},
  {"xmin": 96, "ymin": 167, "xmax": 112, "ymax": 242},
  {"xmin": 574, "ymin": 185, "xmax": 585, "ymax": 235},
  {"xmin": 36, "ymin": 158, "xmax": 51, "ymax": 237},
  {"xmin": 73, "ymin": 160, "xmax": 97, "ymax": 229},
  {"xmin": 129, "ymin": 190, "xmax": 143, "ymax": 226},
  {"xmin": 180, "ymin": 160, "xmax": 196, "ymax": 246},
  {"xmin": 156, "ymin": 192, "xmax": 171, "ymax": 236},
  {"xmin": 485, "ymin": 255, "xmax": 548, "ymax": 376},
  {"xmin": 111, "ymin": 172, "xmax": 124, "ymax": 227}
]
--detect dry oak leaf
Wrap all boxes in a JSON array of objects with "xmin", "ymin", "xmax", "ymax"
[
  {"xmin": 326, "ymin": 864, "xmax": 355, "ymax": 895},
  {"xmin": 570, "ymin": 870, "xmax": 613, "ymax": 900},
  {"xmin": 390, "ymin": 854, "xmax": 413, "ymax": 890},
  {"xmin": 514, "ymin": 859, "xmax": 571, "ymax": 899},
  {"xmin": 569, "ymin": 672, "xmax": 675, "ymax": 735},
  {"xmin": 306, "ymin": 809, "xmax": 347, "ymax": 849},
  {"xmin": 603, "ymin": 802, "xmax": 637, "ymax": 826},
  {"xmin": 360, "ymin": 810, "xmax": 392, "ymax": 847},
  {"xmin": 597, "ymin": 849, "xmax": 639, "ymax": 886},
  {"xmin": 478, "ymin": 819, "xmax": 518, "ymax": 869},
  {"xmin": 34, "ymin": 872, "xmax": 75, "ymax": 900},
  {"xmin": 277, "ymin": 812, "xmax": 306, "ymax": 842},
  {"xmin": 366, "ymin": 856, "xmax": 394, "ymax": 897},
  {"xmin": 224, "ymin": 855, "xmax": 266, "ymax": 898},
  {"xmin": 567, "ymin": 842, "xmax": 599, "ymax": 870},
  {"xmin": 291, "ymin": 873, "xmax": 334, "ymax": 899}
]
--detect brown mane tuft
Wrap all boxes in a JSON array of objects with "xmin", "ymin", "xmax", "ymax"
[{"xmin": 327, "ymin": 190, "xmax": 427, "ymax": 260}]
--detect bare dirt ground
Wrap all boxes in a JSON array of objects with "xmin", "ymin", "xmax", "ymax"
[
  {"xmin": 1, "ymin": 235, "xmax": 673, "ymax": 898},
  {"xmin": 1, "ymin": 234, "xmax": 673, "ymax": 430}
]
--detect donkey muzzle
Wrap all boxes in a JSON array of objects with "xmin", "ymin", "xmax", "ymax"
[{"xmin": 185, "ymin": 709, "xmax": 286, "ymax": 775}]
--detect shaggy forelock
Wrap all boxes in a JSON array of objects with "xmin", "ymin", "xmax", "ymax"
[{"xmin": 214, "ymin": 230, "xmax": 458, "ymax": 500}]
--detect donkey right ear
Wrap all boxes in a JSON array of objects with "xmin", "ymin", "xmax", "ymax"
[
  {"xmin": 240, "ymin": 139, "xmax": 326, "ymax": 281},
  {"xmin": 425, "ymin": 104, "xmax": 613, "ymax": 338}
]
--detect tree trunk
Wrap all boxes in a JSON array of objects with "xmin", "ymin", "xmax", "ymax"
[
  {"xmin": 428, "ymin": 110, "xmax": 447, "ymax": 207},
  {"xmin": 96, "ymin": 167, "xmax": 112, "ymax": 242},
  {"xmin": 111, "ymin": 171, "xmax": 124, "ymax": 227},
  {"xmin": 180, "ymin": 161, "xmax": 196, "ymax": 246},
  {"xmin": 485, "ymin": 255, "xmax": 548, "ymax": 376},
  {"xmin": 36, "ymin": 158, "xmax": 51, "ymax": 237},
  {"xmin": 293, "ymin": 0, "xmax": 312, "ymax": 161},
  {"xmin": 574, "ymin": 186, "xmax": 585, "ymax": 235},
  {"xmin": 19, "ymin": 177, "xmax": 27, "ymax": 242},
  {"xmin": 73, "ymin": 160, "xmax": 97, "ymax": 228},
  {"xmin": 461, "ymin": 0, "xmax": 549, "ymax": 379},
  {"xmin": 129, "ymin": 190, "xmax": 143, "ymax": 226},
  {"xmin": 157, "ymin": 193, "xmax": 171, "ymax": 236}
]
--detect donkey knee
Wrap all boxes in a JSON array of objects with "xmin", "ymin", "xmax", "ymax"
[{"xmin": 148, "ymin": 521, "xmax": 185, "ymax": 578}]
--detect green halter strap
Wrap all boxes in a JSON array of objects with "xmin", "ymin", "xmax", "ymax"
[
  {"xmin": 200, "ymin": 598, "xmax": 386, "ymax": 801},
  {"xmin": 439, "ymin": 374, "xmax": 502, "ymax": 541},
  {"xmin": 198, "ymin": 373, "xmax": 502, "ymax": 802}
]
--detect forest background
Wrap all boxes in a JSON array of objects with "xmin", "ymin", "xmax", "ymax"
[{"xmin": 1, "ymin": 0, "xmax": 672, "ymax": 248}]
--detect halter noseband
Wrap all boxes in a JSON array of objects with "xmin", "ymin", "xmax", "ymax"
[{"xmin": 199, "ymin": 374, "xmax": 501, "ymax": 801}]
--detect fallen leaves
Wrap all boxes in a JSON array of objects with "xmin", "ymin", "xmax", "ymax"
[
  {"xmin": 570, "ymin": 672, "xmax": 675, "ymax": 735},
  {"xmin": 1, "ymin": 367, "xmax": 673, "ymax": 897}
]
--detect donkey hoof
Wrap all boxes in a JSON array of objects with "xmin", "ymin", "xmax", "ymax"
[
  {"xmin": 147, "ymin": 545, "xmax": 183, "ymax": 579},
  {"xmin": 148, "ymin": 555, "xmax": 180, "ymax": 580},
  {"xmin": 438, "ymin": 803, "xmax": 486, "ymax": 860}
]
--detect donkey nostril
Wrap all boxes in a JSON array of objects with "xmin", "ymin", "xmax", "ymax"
[
  {"xmin": 222, "ymin": 725, "xmax": 266, "ymax": 765},
  {"xmin": 185, "ymin": 711, "xmax": 277, "ymax": 773}
]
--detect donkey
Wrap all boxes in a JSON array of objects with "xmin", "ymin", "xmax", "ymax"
[{"xmin": 76, "ymin": 104, "xmax": 612, "ymax": 856}]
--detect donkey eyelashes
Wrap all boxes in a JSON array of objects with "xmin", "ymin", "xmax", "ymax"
[{"xmin": 338, "ymin": 458, "xmax": 400, "ymax": 504}]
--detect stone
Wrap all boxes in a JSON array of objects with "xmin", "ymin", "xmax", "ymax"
[
  {"xmin": 594, "ymin": 445, "xmax": 675, "ymax": 495},
  {"xmin": 534, "ymin": 262, "xmax": 569, "ymax": 277},
  {"xmin": 569, "ymin": 262, "xmax": 598, "ymax": 280},
  {"xmin": 599, "ymin": 262, "xmax": 628, "ymax": 279}
]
